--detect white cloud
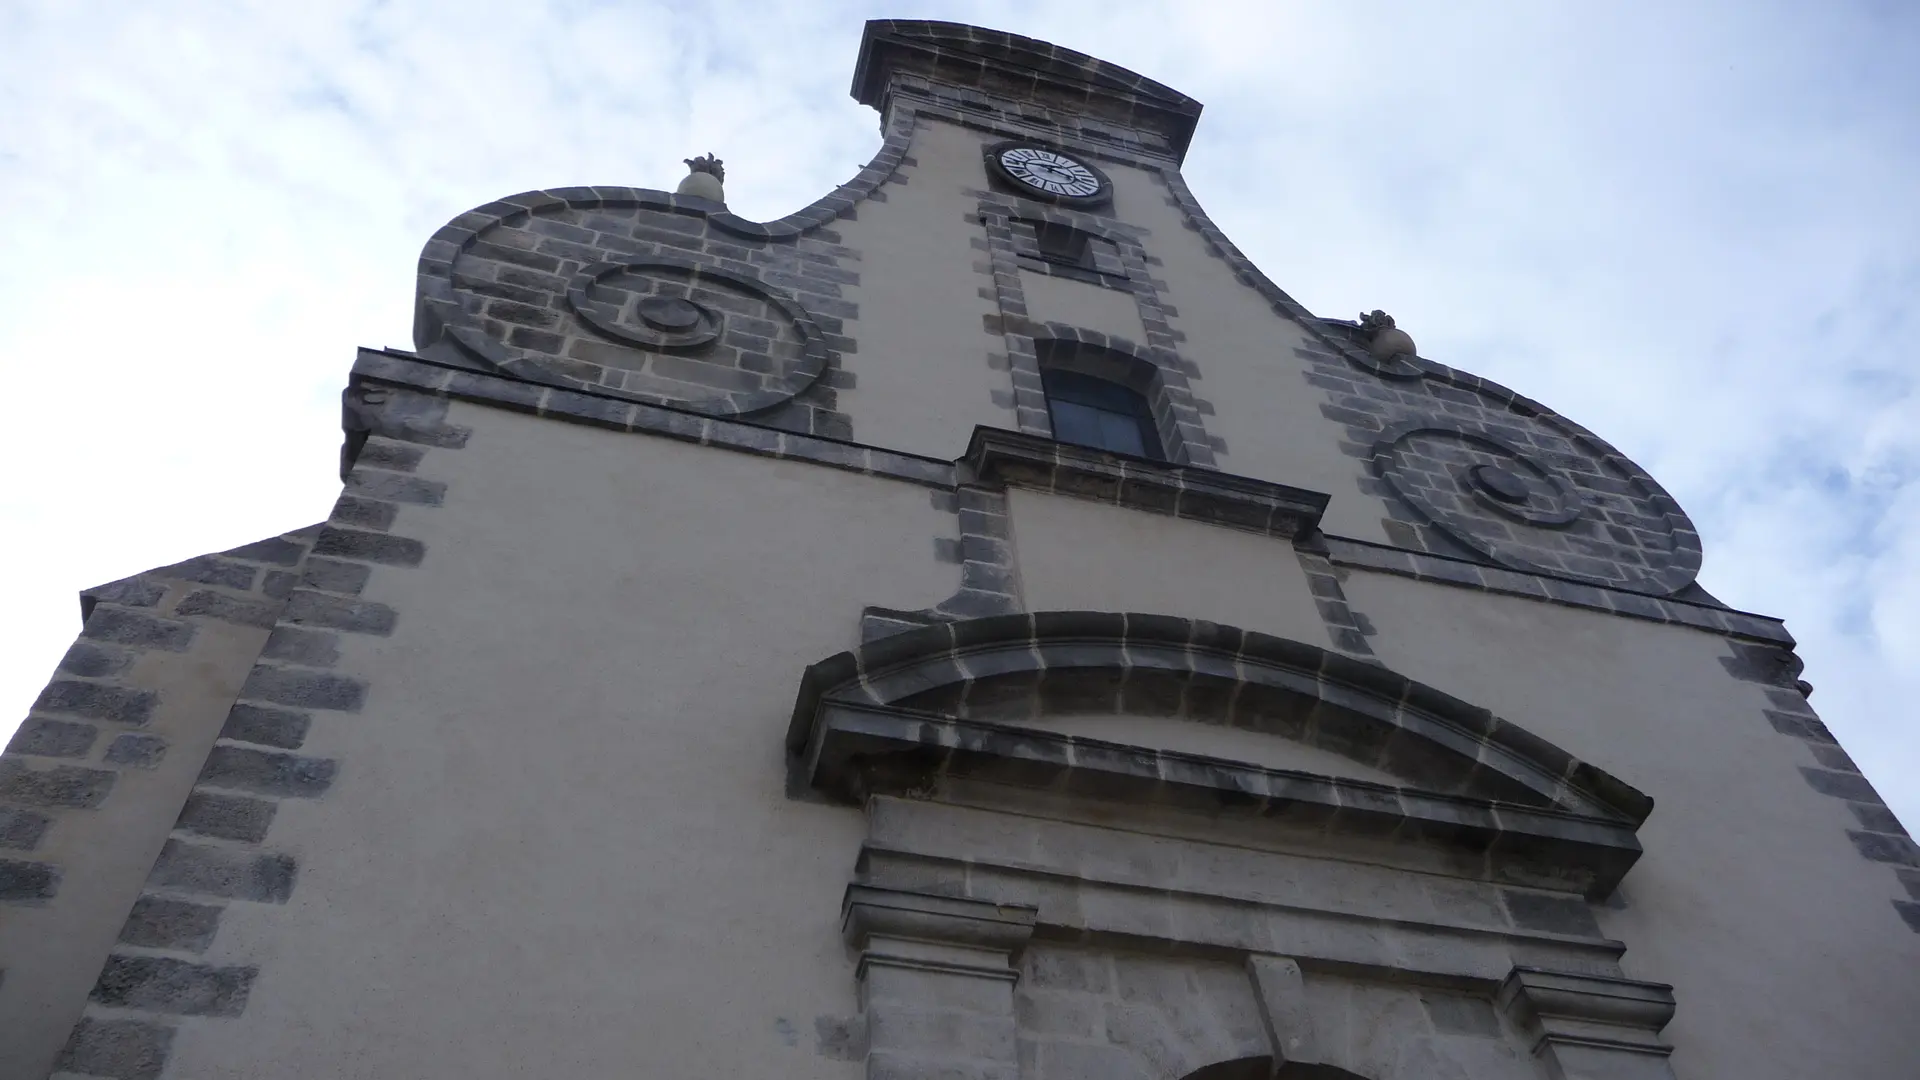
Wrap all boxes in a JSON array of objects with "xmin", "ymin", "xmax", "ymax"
[{"xmin": 2, "ymin": 0, "xmax": 1915, "ymax": 829}]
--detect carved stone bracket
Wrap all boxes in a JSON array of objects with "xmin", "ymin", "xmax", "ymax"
[{"xmin": 1498, "ymin": 966, "xmax": 1677, "ymax": 1079}]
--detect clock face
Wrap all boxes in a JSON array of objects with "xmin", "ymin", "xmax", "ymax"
[{"xmin": 997, "ymin": 147, "xmax": 1103, "ymax": 199}]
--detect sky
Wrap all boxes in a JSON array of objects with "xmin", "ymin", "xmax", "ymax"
[{"xmin": 1, "ymin": 1, "xmax": 1915, "ymax": 827}]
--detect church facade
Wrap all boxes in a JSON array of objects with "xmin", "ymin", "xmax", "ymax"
[{"xmin": 3, "ymin": 19, "xmax": 1915, "ymax": 1080}]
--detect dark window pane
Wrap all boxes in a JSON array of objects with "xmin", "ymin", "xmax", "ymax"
[
  {"xmin": 1042, "ymin": 369, "xmax": 1163, "ymax": 460},
  {"xmin": 1096, "ymin": 408, "xmax": 1149, "ymax": 457},
  {"xmin": 1049, "ymin": 398, "xmax": 1109, "ymax": 449}
]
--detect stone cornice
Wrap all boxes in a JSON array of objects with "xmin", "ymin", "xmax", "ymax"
[
  {"xmin": 852, "ymin": 20, "xmax": 1202, "ymax": 161},
  {"xmin": 806, "ymin": 701, "xmax": 1645, "ymax": 896},
  {"xmin": 962, "ymin": 427, "xmax": 1329, "ymax": 539}
]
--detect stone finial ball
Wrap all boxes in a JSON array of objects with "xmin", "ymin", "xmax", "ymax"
[{"xmin": 1368, "ymin": 326, "xmax": 1417, "ymax": 360}]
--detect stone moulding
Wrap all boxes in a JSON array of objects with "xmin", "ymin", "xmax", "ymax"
[
  {"xmin": 807, "ymin": 700, "xmax": 1645, "ymax": 895},
  {"xmin": 962, "ymin": 427, "xmax": 1329, "ymax": 539},
  {"xmin": 787, "ymin": 611, "xmax": 1654, "ymax": 899},
  {"xmin": 851, "ymin": 19, "xmax": 1204, "ymax": 162}
]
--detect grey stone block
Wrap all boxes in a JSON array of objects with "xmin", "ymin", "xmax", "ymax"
[
  {"xmin": 34, "ymin": 680, "xmax": 157, "ymax": 725},
  {"xmin": 1800, "ymin": 767, "xmax": 1880, "ymax": 803},
  {"xmin": 91, "ymin": 954, "xmax": 256, "ymax": 1017},
  {"xmin": 261, "ymin": 570, "xmax": 300, "ymax": 599},
  {"xmin": 1501, "ymin": 890, "xmax": 1602, "ymax": 937},
  {"xmin": 55, "ymin": 1016, "xmax": 174, "ymax": 1080},
  {"xmin": 1808, "ymin": 743, "xmax": 1858, "ymax": 772},
  {"xmin": 1894, "ymin": 900, "xmax": 1920, "ymax": 933},
  {"xmin": 105, "ymin": 734, "xmax": 168, "ymax": 769},
  {"xmin": 81, "ymin": 607, "xmax": 196, "ymax": 651},
  {"xmin": 11, "ymin": 718, "xmax": 99, "ymax": 759},
  {"xmin": 149, "ymin": 839, "xmax": 296, "ymax": 903},
  {"xmin": 240, "ymin": 665, "xmax": 366, "ymax": 711},
  {"xmin": 347, "ymin": 469, "xmax": 447, "ymax": 505},
  {"xmin": 59, "ymin": 641, "xmax": 136, "ymax": 677},
  {"xmin": 330, "ymin": 494, "xmax": 399, "ymax": 530},
  {"xmin": 0, "ymin": 858, "xmax": 59, "ymax": 902},
  {"xmin": 198, "ymin": 746, "xmax": 337, "ymax": 799},
  {"xmin": 220, "ymin": 703, "xmax": 311, "ymax": 749},
  {"xmin": 262, "ymin": 625, "xmax": 342, "ymax": 667},
  {"xmin": 284, "ymin": 592, "xmax": 397, "ymax": 635},
  {"xmin": 300, "ymin": 556, "xmax": 372, "ymax": 595},
  {"xmin": 1848, "ymin": 831, "xmax": 1919, "ymax": 865},
  {"xmin": 85, "ymin": 578, "xmax": 168, "ymax": 610},
  {"xmin": 119, "ymin": 896, "xmax": 222, "ymax": 952},
  {"xmin": 355, "ymin": 438, "xmax": 427, "ymax": 472},
  {"xmin": 0, "ymin": 760, "xmax": 116, "ymax": 808},
  {"xmin": 1898, "ymin": 868, "xmax": 1920, "ymax": 901},
  {"xmin": 1765, "ymin": 709, "xmax": 1834, "ymax": 742},
  {"xmin": 223, "ymin": 536, "xmax": 306, "ymax": 565},
  {"xmin": 0, "ymin": 806, "xmax": 51, "ymax": 850},
  {"xmin": 313, "ymin": 526, "xmax": 424, "ymax": 566},
  {"xmin": 175, "ymin": 791, "xmax": 277, "ymax": 843},
  {"xmin": 155, "ymin": 555, "xmax": 257, "ymax": 590},
  {"xmin": 174, "ymin": 590, "xmax": 282, "ymax": 629},
  {"xmin": 1851, "ymin": 803, "xmax": 1909, "ymax": 836}
]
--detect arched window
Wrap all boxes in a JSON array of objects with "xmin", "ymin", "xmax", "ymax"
[{"xmin": 1041, "ymin": 367, "xmax": 1164, "ymax": 460}]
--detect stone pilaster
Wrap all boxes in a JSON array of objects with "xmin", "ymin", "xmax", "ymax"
[
  {"xmin": 1497, "ymin": 967, "xmax": 1677, "ymax": 1080},
  {"xmin": 842, "ymin": 884, "xmax": 1036, "ymax": 1080}
]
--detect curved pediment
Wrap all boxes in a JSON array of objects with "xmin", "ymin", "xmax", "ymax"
[{"xmin": 787, "ymin": 611, "xmax": 1653, "ymax": 898}]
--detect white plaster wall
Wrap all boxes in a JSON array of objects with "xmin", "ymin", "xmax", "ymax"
[
  {"xmin": 1019, "ymin": 268, "xmax": 1146, "ymax": 343},
  {"xmin": 1006, "ymin": 488, "xmax": 1328, "ymax": 649},
  {"xmin": 833, "ymin": 119, "xmax": 1011, "ymax": 459},
  {"xmin": 163, "ymin": 403, "xmax": 960, "ymax": 1080},
  {"xmin": 1102, "ymin": 162, "xmax": 1393, "ymax": 544},
  {"xmin": 1341, "ymin": 570, "xmax": 1920, "ymax": 1078}
]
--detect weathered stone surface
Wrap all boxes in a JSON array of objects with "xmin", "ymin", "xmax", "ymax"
[
  {"xmin": 119, "ymin": 897, "xmax": 222, "ymax": 952},
  {"xmin": 175, "ymin": 791, "xmax": 277, "ymax": 844},
  {"xmin": 56, "ymin": 1017, "xmax": 174, "ymax": 1080},
  {"xmin": 148, "ymin": 839, "xmax": 295, "ymax": 903},
  {"xmin": 198, "ymin": 746, "xmax": 337, "ymax": 799},
  {"xmin": 0, "ymin": 807, "xmax": 51, "ymax": 851},
  {"xmin": 104, "ymin": 733, "xmax": 168, "ymax": 769},
  {"xmin": 220, "ymin": 703, "xmax": 311, "ymax": 749},
  {"xmin": 91, "ymin": 954, "xmax": 256, "ymax": 1017},
  {"xmin": 81, "ymin": 607, "xmax": 196, "ymax": 651},
  {"xmin": 10, "ymin": 718, "xmax": 99, "ymax": 759},
  {"xmin": 0, "ymin": 760, "xmax": 115, "ymax": 808},
  {"xmin": 0, "ymin": 858, "xmax": 59, "ymax": 902},
  {"xmin": 33, "ymin": 680, "xmax": 156, "ymax": 725}
]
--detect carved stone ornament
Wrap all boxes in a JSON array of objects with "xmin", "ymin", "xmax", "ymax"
[
  {"xmin": 1371, "ymin": 420, "xmax": 1703, "ymax": 595},
  {"xmin": 1331, "ymin": 310, "xmax": 1422, "ymax": 380},
  {"xmin": 1358, "ymin": 308, "xmax": 1419, "ymax": 363},
  {"xmin": 676, "ymin": 154, "xmax": 726, "ymax": 203}
]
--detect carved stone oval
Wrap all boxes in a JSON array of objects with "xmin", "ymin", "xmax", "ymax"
[
  {"xmin": 547, "ymin": 257, "xmax": 827, "ymax": 415},
  {"xmin": 1372, "ymin": 422, "xmax": 1701, "ymax": 594}
]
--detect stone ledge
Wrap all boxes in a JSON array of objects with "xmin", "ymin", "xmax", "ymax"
[
  {"xmin": 810, "ymin": 702, "xmax": 1643, "ymax": 898},
  {"xmin": 1320, "ymin": 535, "xmax": 1793, "ymax": 645},
  {"xmin": 843, "ymin": 883, "xmax": 1038, "ymax": 955},
  {"xmin": 349, "ymin": 348, "xmax": 956, "ymax": 491},
  {"xmin": 857, "ymin": 843, "xmax": 1628, "ymax": 988},
  {"xmin": 963, "ymin": 427, "xmax": 1328, "ymax": 539}
]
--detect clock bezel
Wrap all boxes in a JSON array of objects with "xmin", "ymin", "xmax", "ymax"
[{"xmin": 983, "ymin": 141, "xmax": 1113, "ymax": 208}]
